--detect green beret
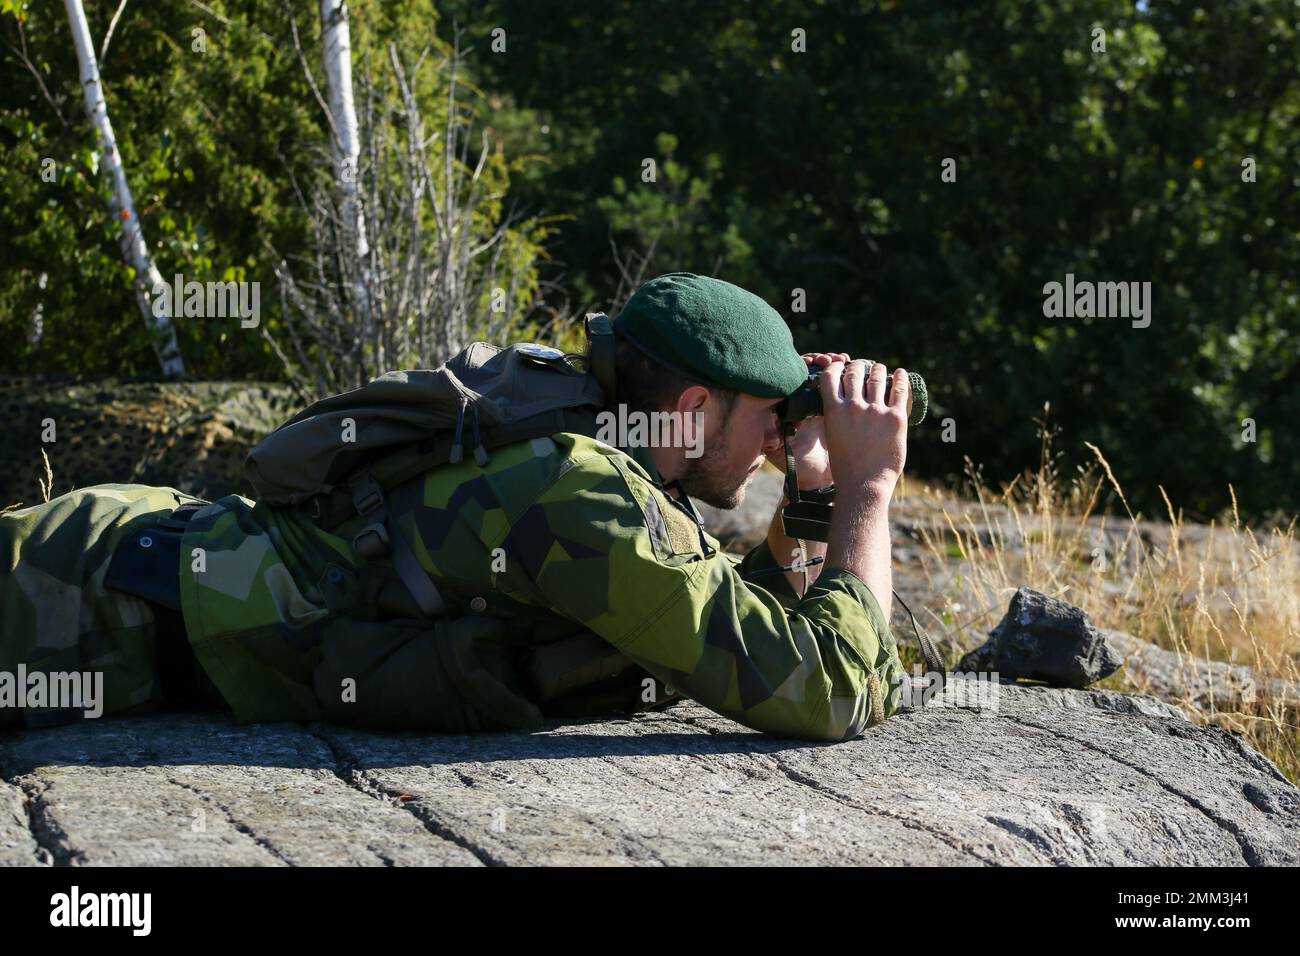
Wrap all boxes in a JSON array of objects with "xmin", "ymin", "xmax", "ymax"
[{"xmin": 614, "ymin": 272, "xmax": 807, "ymax": 398}]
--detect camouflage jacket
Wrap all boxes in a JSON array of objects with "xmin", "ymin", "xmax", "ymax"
[{"xmin": 178, "ymin": 432, "xmax": 907, "ymax": 740}]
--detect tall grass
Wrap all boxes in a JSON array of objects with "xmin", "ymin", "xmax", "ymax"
[
  {"xmin": 903, "ymin": 410, "xmax": 1300, "ymax": 783},
  {"xmin": 1, "ymin": 448, "xmax": 54, "ymax": 514}
]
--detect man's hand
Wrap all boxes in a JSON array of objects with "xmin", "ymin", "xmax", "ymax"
[
  {"xmin": 816, "ymin": 359, "xmax": 909, "ymax": 620},
  {"xmin": 761, "ymin": 354, "xmax": 908, "ymax": 613},
  {"xmin": 820, "ymin": 359, "xmax": 909, "ymax": 497},
  {"xmin": 765, "ymin": 352, "xmax": 849, "ymax": 488}
]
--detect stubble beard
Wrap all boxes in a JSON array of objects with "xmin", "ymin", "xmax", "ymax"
[{"xmin": 677, "ymin": 428, "xmax": 756, "ymax": 510}]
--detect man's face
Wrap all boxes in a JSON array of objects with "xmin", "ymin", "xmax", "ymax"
[{"xmin": 677, "ymin": 392, "xmax": 785, "ymax": 509}]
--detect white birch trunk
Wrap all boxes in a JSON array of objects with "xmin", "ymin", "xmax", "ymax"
[
  {"xmin": 319, "ymin": 0, "xmax": 373, "ymax": 346},
  {"xmin": 63, "ymin": 0, "xmax": 185, "ymax": 378}
]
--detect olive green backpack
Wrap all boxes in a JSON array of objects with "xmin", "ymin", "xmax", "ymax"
[
  {"xmin": 241, "ymin": 316, "xmax": 637, "ymax": 732},
  {"xmin": 245, "ymin": 316, "xmax": 617, "ymax": 619}
]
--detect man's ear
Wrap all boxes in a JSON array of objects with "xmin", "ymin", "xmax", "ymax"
[
  {"xmin": 674, "ymin": 385, "xmax": 711, "ymax": 416},
  {"xmin": 673, "ymin": 386, "xmax": 712, "ymax": 453}
]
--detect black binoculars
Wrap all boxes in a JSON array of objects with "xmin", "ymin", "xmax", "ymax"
[
  {"xmin": 777, "ymin": 363, "xmax": 929, "ymax": 427},
  {"xmin": 776, "ymin": 362, "xmax": 928, "ymax": 543}
]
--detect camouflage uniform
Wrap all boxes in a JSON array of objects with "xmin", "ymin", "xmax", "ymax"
[
  {"xmin": 0, "ymin": 485, "xmax": 206, "ymax": 728},
  {"xmin": 3, "ymin": 432, "xmax": 906, "ymax": 741}
]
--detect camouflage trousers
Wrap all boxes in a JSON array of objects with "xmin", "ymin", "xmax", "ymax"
[{"xmin": 0, "ymin": 484, "xmax": 220, "ymax": 729}]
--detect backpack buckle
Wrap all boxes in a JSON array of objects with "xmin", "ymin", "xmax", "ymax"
[
  {"xmin": 349, "ymin": 474, "xmax": 391, "ymax": 560},
  {"xmin": 353, "ymin": 521, "xmax": 391, "ymax": 560},
  {"xmin": 350, "ymin": 474, "xmax": 385, "ymax": 518}
]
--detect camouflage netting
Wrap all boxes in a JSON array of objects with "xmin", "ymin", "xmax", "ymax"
[{"xmin": 0, "ymin": 379, "xmax": 302, "ymax": 508}]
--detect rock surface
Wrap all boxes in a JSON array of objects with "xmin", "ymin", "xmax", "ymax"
[
  {"xmin": 3, "ymin": 682, "xmax": 1297, "ymax": 866},
  {"xmin": 1103, "ymin": 629, "xmax": 1300, "ymax": 712}
]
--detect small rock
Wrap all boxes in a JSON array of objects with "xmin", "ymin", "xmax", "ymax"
[{"xmin": 958, "ymin": 587, "xmax": 1123, "ymax": 689}]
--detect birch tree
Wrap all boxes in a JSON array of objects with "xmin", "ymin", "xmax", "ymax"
[
  {"xmin": 268, "ymin": 31, "xmax": 545, "ymax": 397},
  {"xmin": 62, "ymin": 0, "xmax": 185, "ymax": 378},
  {"xmin": 319, "ymin": 0, "xmax": 373, "ymax": 348}
]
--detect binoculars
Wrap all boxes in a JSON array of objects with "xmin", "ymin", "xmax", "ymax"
[
  {"xmin": 777, "ymin": 363, "xmax": 929, "ymax": 427},
  {"xmin": 776, "ymin": 362, "xmax": 928, "ymax": 543}
]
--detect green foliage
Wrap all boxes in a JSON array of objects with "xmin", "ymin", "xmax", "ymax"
[
  {"xmin": 596, "ymin": 132, "xmax": 760, "ymax": 294},
  {"xmin": 2, "ymin": 0, "xmax": 1297, "ymax": 520},
  {"xmin": 0, "ymin": 0, "xmax": 549, "ymax": 380},
  {"xmin": 436, "ymin": 0, "xmax": 1300, "ymax": 521}
]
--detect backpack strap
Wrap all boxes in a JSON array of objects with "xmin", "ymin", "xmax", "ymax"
[
  {"xmin": 321, "ymin": 405, "xmax": 605, "ymax": 618},
  {"xmin": 585, "ymin": 313, "xmax": 616, "ymax": 407},
  {"xmin": 348, "ymin": 472, "xmax": 446, "ymax": 618}
]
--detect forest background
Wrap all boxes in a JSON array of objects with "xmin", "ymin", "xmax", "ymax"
[{"xmin": 2, "ymin": 0, "xmax": 1297, "ymax": 522}]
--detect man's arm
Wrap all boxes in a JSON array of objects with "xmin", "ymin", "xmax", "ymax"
[
  {"xmin": 738, "ymin": 480, "xmax": 892, "ymax": 619},
  {"xmin": 818, "ymin": 358, "xmax": 909, "ymax": 619},
  {"xmin": 824, "ymin": 488, "xmax": 892, "ymax": 621},
  {"xmin": 500, "ymin": 444, "xmax": 906, "ymax": 741},
  {"xmin": 762, "ymin": 489, "xmax": 831, "ymax": 597}
]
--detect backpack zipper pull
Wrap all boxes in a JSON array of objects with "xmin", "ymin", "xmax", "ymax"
[
  {"xmin": 471, "ymin": 405, "xmax": 490, "ymax": 466},
  {"xmin": 449, "ymin": 397, "xmax": 467, "ymax": 464}
]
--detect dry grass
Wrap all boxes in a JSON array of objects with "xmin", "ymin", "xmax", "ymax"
[
  {"xmin": 901, "ymin": 410, "xmax": 1300, "ymax": 784},
  {"xmin": 1, "ymin": 448, "xmax": 55, "ymax": 515},
  {"xmin": 38, "ymin": 447, "xmax": 53, "ymax": 503}
]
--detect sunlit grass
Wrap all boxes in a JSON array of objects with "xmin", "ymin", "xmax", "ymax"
[{"xmin": 900, "ymin": 408, "xmax": 1300, "ymax": 784}]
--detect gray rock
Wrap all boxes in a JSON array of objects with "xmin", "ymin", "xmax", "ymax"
[
  {"xmin": 1103, "ymin": 628, "xmax": 1300, "ymax": 712},
  {"xmin": 959, "ymin": 587, "xmax": 1123, "ymax": 688},
  {"xmin": 0, "ymin": 779, "xmax": 39, "ymax": 866},
  {"xmin": 0, "ymin": 716, "xmax": 474, "ymax": 866},
  {"xmin": 2, "ymin": 682, "xmax": 1297, "ymax": 866}
]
